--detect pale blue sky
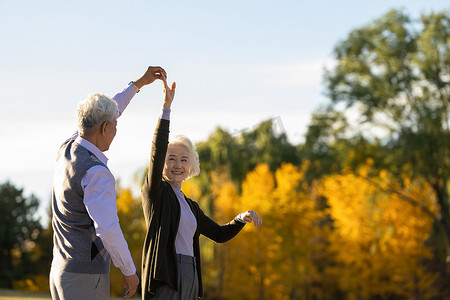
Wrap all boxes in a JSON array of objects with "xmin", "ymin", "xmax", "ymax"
[{"xmin": 1, "ymin": 0, "xmax": 448, "ymax": 224}]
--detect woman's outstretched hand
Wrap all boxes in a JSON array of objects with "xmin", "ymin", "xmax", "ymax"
[
  {"xmin": 162, "ymin": 73, "xmax": 176, "ymax": 109},
  {"xmin": 239, "ymin": 210, "xmax": 262, "ymax": 227}
]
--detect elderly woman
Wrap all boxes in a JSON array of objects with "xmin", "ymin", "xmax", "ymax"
[{"xmin": 141, "ymin": 75, "xmax": 262, "ymax": 299}]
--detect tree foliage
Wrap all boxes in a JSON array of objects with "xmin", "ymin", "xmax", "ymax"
[
  {"xmin": 320, "ymin": 161, "xmax": 438, "ymax": 299},
  {"xmin": 182, "ymin": 160, "xmax": 444, "ymax": 299},
  {"xmin": 197, "ymin": 119, "xmax": 300, "ymax": 185},
  {"xmin": 0, "ymin": 181, "xmax": 42, "ymax": 289},
  {"xmin": 321, "ymin": 8, "xmax": 450, "ymax": 264}
]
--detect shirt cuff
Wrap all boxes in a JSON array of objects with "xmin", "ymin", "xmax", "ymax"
[
  {"xmin": 236, "ymin": 212, "xmax": 246, "ymax": 223},
  {"xmin": 161, "ymin": 107, "xmax": 171, "ymax": 120},
  {"xmin": 120, "ymin": 263, "xmax": 137, "ymax": 277}
]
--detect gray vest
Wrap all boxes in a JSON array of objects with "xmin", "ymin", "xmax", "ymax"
[{"xmin": 51, "ymin": 139, "xmax": 111, "ymax": 274}]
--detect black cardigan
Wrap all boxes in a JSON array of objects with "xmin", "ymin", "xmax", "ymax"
[{"xmin": 141, "ymin": 118, "xmax": 245, "ymax": 299}]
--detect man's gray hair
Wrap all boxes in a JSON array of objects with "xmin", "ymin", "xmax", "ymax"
[{"xmin": 76, "ymin": 93, "xmax": 118, "ymax": 136}]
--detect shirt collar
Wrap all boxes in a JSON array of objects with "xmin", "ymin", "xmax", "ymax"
[
  {"xmin": 74, "ymin": 136, "xmax": 109, "ymax": 166},
  {"xmin": 167, "ymin": 180, "xmax": 182, "ymax": 192}
]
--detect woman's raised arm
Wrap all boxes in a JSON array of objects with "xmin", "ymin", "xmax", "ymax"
[{"xmin": 141, "ymin": 75, "xmax": 176, "ymax": 225}]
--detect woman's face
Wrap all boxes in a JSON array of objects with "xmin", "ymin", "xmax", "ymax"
[{"xmin": 163, "ymin": 144, "xmax": 190, "ymax": 185}]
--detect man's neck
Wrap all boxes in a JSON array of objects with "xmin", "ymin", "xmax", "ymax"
[{"xmin": 80, "ymin": 133, "xmax": 104, "ymax": 152}]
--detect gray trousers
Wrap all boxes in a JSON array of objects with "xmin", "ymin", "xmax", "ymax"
[
  {"xmin": 152, "ymin": 254, "xmax": 199, "ymax": 300},
  {"xmin": 49, "ymin": 266, "xmax": 110, "ymax": 300}
]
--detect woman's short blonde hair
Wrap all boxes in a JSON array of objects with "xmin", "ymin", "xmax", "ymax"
[{"xmin": 169, "ymin": 135, "xmax": 200, "ymax": 180}]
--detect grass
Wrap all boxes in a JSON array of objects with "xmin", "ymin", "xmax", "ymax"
[
  {"xmin": 0, "ymin": 289, "xmax": 130, "ymax": 300},
  {"xmin": 0, "ymin": 289, "xmax": 51, "ymax": 300}
]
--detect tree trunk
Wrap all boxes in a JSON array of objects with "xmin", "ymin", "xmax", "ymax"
[
  {"xmin": 433, "ymin": 178, "xmax": 450, "ymax": 268},
  {"xmin": 7, "ymin": 247, "xmax": 13, "ymax": 289},
  {"xmin": 257, "ymin": 231, "xmax": 264, "ymax": 300}
]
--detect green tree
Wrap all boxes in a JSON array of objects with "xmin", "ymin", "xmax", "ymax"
[
  {"xmin": 0, "ymin": 181, "xmax": 42, "ymax": 289},
  {"xmin": 197, "ymin": 119, "xmax": 300, "ymax": 185},
  {"xmin": 301, "ymin": 105, "xmax": 392, "ymax": 184},
  {"xmin": 300, "ymin": 106, "xmax": 349, "ymax": 179},
  {"xmin": 323, "ymin": 9, "xmax": 450, "ymax": 267}
]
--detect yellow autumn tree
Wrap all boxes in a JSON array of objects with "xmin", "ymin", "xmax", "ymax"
[
  {"xmin": 270, "ymin": 162, "xmax": 327, "ymax": 299},
  {"xmin": 233, "ymin": 164, "xmax": 276, "ymax": 300},
  {"xmin": 320, "ymin": 162, "xmax": 438, "ymax": 299},
  {"xmin": 210, "ymin": 171, "xmax": 244, "ymax": 298},
  {"xmin": 208, "ymin": 163, "xmax": 328, "ymax": 300}
]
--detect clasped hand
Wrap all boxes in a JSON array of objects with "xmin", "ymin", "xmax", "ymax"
[{"xmin": 240, "ymin": 210, "xmax": 262, "ymax": 227}]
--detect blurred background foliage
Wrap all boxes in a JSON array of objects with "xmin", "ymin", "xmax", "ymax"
[{"xmin": 0, "ymin": 8, "xmax": 449, "ymax": 300}]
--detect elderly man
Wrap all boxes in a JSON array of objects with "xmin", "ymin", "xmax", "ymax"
[{"xmin": 50, "ymin": 66, "xmax": 166, "ymax": 300}]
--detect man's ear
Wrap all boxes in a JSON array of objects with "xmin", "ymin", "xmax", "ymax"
[{"xmin": 100, "ymin": 122, "xmax": 108, "ymax": 136}]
